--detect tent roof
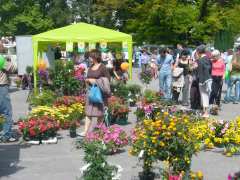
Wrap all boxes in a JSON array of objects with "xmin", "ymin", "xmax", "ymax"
[{"xmin": 32, "ymin": 23, "xmax": 132, "ymax": 43}]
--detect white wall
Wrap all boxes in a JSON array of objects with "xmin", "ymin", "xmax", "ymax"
[{"xmin": 16, "ymin": 36, "xmax": 33, "ymax": 75}]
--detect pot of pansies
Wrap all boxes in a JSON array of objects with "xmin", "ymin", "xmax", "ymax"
[
  {"xmin": 18, "ymin": 116, "xmax": 60, "ymax": 144},
  {"xmin": 85, "ymin": 124, "xmax": 129, "ymax": 154},
  {"xmin": 107, "ymin": 96, "xmax": 130, "ymax": 125}
]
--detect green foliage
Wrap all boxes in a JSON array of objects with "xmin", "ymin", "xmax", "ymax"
[
  {"xmin": 0, "ymin": 1, "xmax": 53, "ymax": 36},
  {"xmin": 1, "ymin": 0, "xmax": 240, "ymax": 46},
  {"xmin": 49, "ymin": 60, "xmax": 81, "ymax": 95},
  {"xmin": 127, "ymin": 83, "xmax": 142, "ymax": 102},
  {"xmin": 26, "ymin": 66, "xmax": 33, "ymax": 74},
  {"xmin": 82, "ymin": 141, "xmax": 117, "ymax": 180},
  {"xmin": 126, "ymin": 0, "xmax": 240, "ymax": 45},
  {"xmin": 143, "ymin": 90, "xmax": 158, "ymax": 103},
  {"xmin": 111, "ymin": 81, "xmax": 129, "ymax": 100},
  {"xmin": 28, "ymin": 89, "xmax": 56, "ymax": 107}
]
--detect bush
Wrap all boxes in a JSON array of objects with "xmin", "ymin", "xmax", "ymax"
[
  {"xmin": 28, "ymin": 89, "xmax": 56, "ymax": 107},
  {"xmin": 49, "ymin": 61, "xmax": 83, "ymax": 95}
]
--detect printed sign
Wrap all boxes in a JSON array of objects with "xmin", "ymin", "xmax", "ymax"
[
  {"xmin": 122, "ymin": 42, "xmax": 128, "ymax": 52},
  {"xmin": 78, "ymin": 42, "xmax": 85, "ymax": 53},
  {"xmin": 100, "ymin": 42, "xmax": 107, "ymax": 52},
  {"xmin": 66, "ymin": 42, "xmax": 73, "ymax": 52},
  {"xmin": 89, "ymin": 43, "xmax": 96, "ymax": 50}
]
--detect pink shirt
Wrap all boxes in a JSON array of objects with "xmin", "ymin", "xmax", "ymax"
[{"xmin": 211, "ymin": 59, "xmax": 225, "ymax": 76}]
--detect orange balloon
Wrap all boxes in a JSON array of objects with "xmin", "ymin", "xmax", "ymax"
[
  {"xmin": 120, "ymin": 62, "xmax": 129, "ymax": 71},
  {"xmin": 38, "ymin": 60, "xmax": 47, "ymax": 70}
]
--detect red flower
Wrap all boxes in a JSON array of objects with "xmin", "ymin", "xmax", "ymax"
[
  {"xmin": 40, "ymin": 124, "xmax": 47, "ymax": 133},
  {"xmin": 18, "ymin": 121, "xmax": 25, "ymax": 130},
  {"xmin": 29, "ymin": 128, "xmax": 36, "ymax": 137}
]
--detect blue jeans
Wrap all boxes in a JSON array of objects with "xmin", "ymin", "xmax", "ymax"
[
  {"xmin": 235, "ymin": 80, "xmax": 240, "ymax": 101},
  {"xmin": 0, "ymin": 85, "xmax": 13, "ymax": 139},
  {"xmin": 159, "ymin": 70, "xmax": 172, "ymax": 99},
  {"xmin": 225, "ymin": 76, "xmax": 240, "ymax": 102}
]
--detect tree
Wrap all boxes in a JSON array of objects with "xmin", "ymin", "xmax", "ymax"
[{"xmin": 0, "ymin": 0, "xmax": 53, "ymax": 36}]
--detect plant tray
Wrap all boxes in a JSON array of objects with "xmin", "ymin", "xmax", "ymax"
[
  {"xmin": 26, "ymin": 137, "xmax": 58, "ymax": 145},
  {"xmin": 79, "ymin": 163, "xmax": 123, "ymax": 180}
]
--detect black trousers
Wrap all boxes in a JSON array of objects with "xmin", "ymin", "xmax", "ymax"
[
  {"xmin": 190, "ymin": 80, "xmax": 201, "ymax": 109},
  {"xmin": 209, "ymin": 76, "xmax": 223, "ymax": 106}
]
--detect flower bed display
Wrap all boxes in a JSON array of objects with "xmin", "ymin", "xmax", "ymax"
[
  {"xmin": 30, "ymin": 101, "xmax": 84, "ymax": 129},
  {"xmin": 18, "ymin": 116, "xmax": 60, "ymax": 143},
  {"xmin": 54, "ymin": 95, "xmax": 85, "ymax": 107},
  {"xmin": 86, "ymin": 124, "xmax": 128, "ymax": 154},
  {"xmin": 107, "ymin": 96, "xmax": 130, "ymax": 125}
]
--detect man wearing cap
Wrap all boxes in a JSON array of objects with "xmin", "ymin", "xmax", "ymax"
[{"xmin": 0, "ymin": 55, "xmax": 17, "ymax": 142}]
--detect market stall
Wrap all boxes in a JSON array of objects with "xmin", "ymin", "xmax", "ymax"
[{"xmin": 32, "ymin": 22, "xmax": 133, "ymax": 89}]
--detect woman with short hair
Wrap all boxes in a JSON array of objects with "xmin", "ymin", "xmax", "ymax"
[{"xmin": 209, "ymin": 50, "xmax": 225, "ymax": 112}]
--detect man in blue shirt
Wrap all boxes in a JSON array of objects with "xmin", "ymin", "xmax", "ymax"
[{"xmin": 158, "ymin": 48, "xmax": 174, "ymax": 99}]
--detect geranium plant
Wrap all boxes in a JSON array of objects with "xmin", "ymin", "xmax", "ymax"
[
  {"xmin": 86, "ymin": 124, "xmax": 128, "ymax": 154},
  {"xmin": 18, "ymin": 116, "xmax": 60, "ymax": 142}
]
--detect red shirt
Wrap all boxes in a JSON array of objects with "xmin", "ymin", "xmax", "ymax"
[{"xmin": 211, "ymin": 59, "xmax": 225, "ymax": 77}]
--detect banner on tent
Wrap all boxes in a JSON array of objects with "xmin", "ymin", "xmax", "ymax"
[
  {"xmin": 66, "ymin": 42, "xmax": 73, "ymax": 52},
  {"xmin": 122, "ymin": 42, "xmax": 128, "ymax": 52},
  {"xmin": 78, "ymin": 42, "xmax": 85, "ymax": 53},
  {"xmin": 100, "ymin": 42, "xmax": 107, "ymax": 52},
  {"xmin": 89, "ymin": 43, "xmax": 96, "ymax": 50}
]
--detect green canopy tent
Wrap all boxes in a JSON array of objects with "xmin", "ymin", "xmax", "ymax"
[{"xmin": 32, "ymin": 22, "xmax": 133, "ymax": 89}]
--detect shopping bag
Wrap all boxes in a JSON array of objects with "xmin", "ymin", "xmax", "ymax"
[{"xmin": 88, "ymin": 84, "xmax": 103, "ymax": 104}]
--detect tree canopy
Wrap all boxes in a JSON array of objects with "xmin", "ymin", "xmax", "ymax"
[{"xmin": 0, "ymin": 0, "xmax": 239, "ymax": 46}]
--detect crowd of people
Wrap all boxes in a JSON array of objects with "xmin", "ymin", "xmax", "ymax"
[
  {"xmin": 136, "ymin": 44, "xmax": 240, "ymax": 118},
  {"xmin": 1, "ymin": 42, "xmax": 240, "ymax": 142}
]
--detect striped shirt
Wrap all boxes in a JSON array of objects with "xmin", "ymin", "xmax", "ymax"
[{"xmin": 0, "ymin": 61, "xmax": 17, "ymax": 85}]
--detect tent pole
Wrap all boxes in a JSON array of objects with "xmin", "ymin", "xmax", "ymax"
[
  {"xmin": 128, "ymin": 40, "xmax": 133, "ymax": 80},
  {"xmin": 33, "ymin": 41, "xmax": 38, "ymax": 94}
]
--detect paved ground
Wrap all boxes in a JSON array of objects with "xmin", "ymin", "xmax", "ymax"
[{"xmin": 1, "ymin": 68, "xmax": 240, "ymax": 180}]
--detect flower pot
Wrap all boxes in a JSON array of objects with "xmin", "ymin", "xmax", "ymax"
[
  {"xmin": 115, "ymin": 115, "xmax": 128, "ymax": 125},
  {"xmin": 70, "ymin": 128, "xmax": 77, "ymax": 138},
  {"xmin": 139, "ymin": 171, "xmax": 155, "ymax": 180},
  {"xmin": 129, "ymin": 101, "xmax": 136, "ymax": 107}
]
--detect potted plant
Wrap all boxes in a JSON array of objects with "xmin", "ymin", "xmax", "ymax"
[
  {"xmin": 130, "ymin": 112, "xmax": 202, "ymax": 179},
  {"xmin": 107, "ymin": 96, "xmax": 130, "ymax": 125},
  {"xmin": 79, "ymin": 141, "xmax": 121, "ymax": 180},
  {"xmin": 86, "ymin": 124, "xmax": 128, "ymax": 154},
  {"xmin": 69, "ymin": 120, "xmax": 77, "ymax": 138},
  {"xmin": 14, "ymin": 77, "xmax": 22, "ymax": 89},
  {"xmin": 127, "ymin": 84, "xmax": 141, "ymax": 107}
]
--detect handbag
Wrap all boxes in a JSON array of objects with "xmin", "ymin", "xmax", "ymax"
[
  {"xmin": 88, "ymin": 84, "xmax": 103, "ymax": 104},
  {"xmin": 172, "ymin": 67, "xmax": 184, "ymax": 78}
]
